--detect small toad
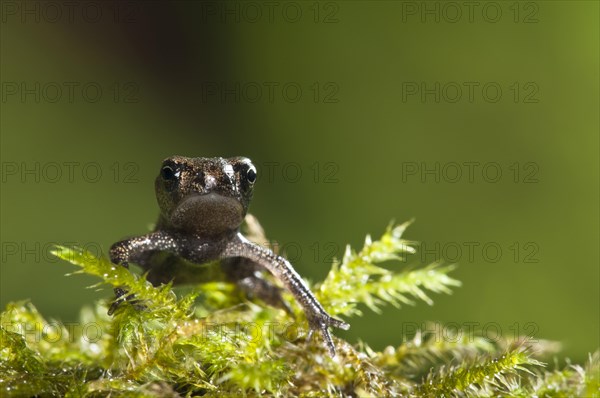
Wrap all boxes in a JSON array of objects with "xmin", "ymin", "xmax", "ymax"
[{"xmin": 109, "ymin": 156, "xmax": 349, "ymax": 355}]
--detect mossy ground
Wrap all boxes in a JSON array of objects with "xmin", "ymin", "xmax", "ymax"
[{"xmin": 1, "ymin": 221, "xmax": 598, "ymax": 397}]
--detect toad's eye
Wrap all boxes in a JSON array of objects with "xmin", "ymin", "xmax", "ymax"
[
  {"xmin": 161, "ymin": 165, "xmax": 179, "ymax": 181},
  {"xmin": 246, "ymin": 166, "xmax": 257, "ymax": 183}
]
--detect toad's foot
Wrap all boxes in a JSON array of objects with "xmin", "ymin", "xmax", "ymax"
[
  {"xmin": 107, "ymin": 287, "xmax": 147, "ymax": 315},
  {"xmin": 306, "ymin": 311, "xmax": 350, "ymax": 356}
]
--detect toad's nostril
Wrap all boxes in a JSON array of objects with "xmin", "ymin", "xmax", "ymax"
[{"xmin": 191, "ymin": 171, "xmax": 205, "ymax": 188}]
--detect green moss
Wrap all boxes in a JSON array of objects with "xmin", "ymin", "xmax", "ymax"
[{"xmin": 0, "ymin": 221, "xmax": 597, "ymax": 397}]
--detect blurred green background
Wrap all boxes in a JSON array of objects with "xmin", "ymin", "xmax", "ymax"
[{"xmin": 1, "ymin": 1, "xmax": 598, "ymax": 362}]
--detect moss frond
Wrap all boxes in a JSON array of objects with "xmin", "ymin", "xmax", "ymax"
[
  {"xmin": 369, "ymin": 326, "xmax": 497, "ymax": 382},
  {"xmin": 51, "ymin": 246, "xmax": 182, "ymax": 313},
  {"xmin": 317, "ymin": 221, "xmax": 461, "ymax": 316},
  {"xmin": 415, "ymin": 343, "xmax": 543, "ymax": 397},
  {"xmin": 529, "ymin": 351, "xmax": 600, "ymax": 398}
]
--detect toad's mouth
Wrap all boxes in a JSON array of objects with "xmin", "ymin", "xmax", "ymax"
[{"xmin": 170, "ymin": 193, "xmax": 244, "ymax": 234}]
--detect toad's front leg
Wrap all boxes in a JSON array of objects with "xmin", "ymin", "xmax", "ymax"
[
  {"xmin": 221, "ymin": 233, "xmax": 350, "ymax": 356},
  {"xmin": 108, "ymin": 231, "xmax": 180, "ymax": 314}
]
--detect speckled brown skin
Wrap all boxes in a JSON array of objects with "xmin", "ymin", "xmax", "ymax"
[{"xmin": 109, "ymin": 156, "xmax": 349, "ymax": 355}]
